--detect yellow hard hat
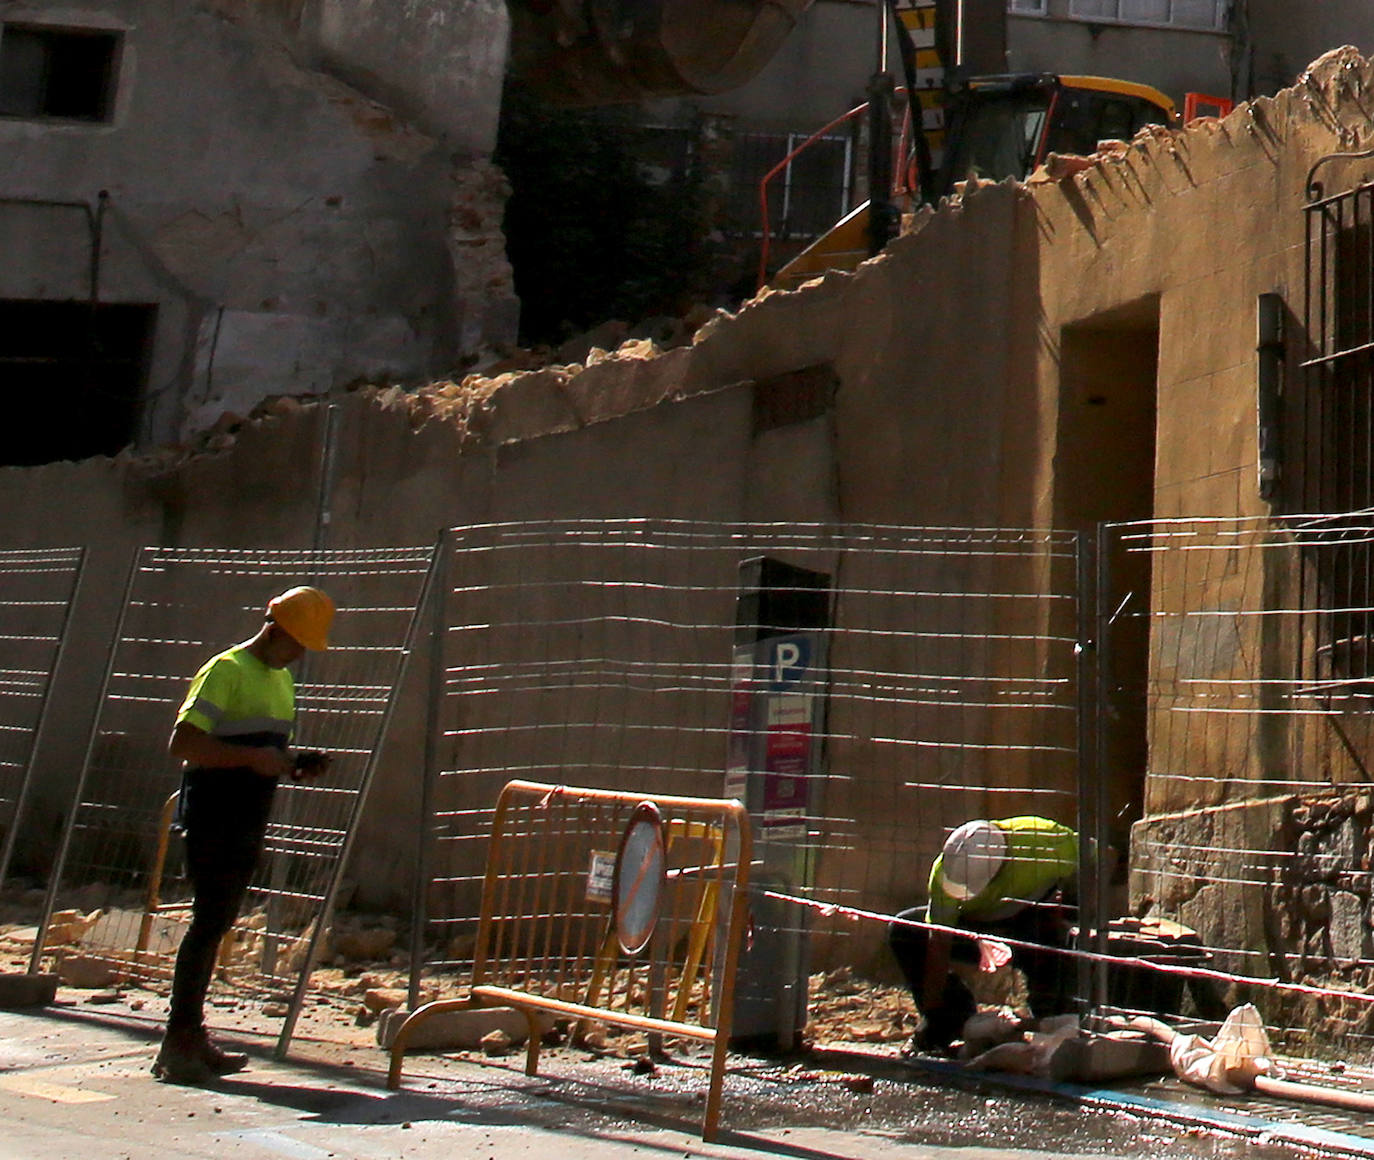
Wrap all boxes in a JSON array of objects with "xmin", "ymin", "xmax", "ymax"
[{"xmin": 267, "ymin": 586, "xmax": 334, "ymax": 651}]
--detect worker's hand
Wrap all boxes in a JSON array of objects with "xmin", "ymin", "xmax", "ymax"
[
  {"xmin": 291, "ymin": 750, "xmax": 332, "ymax": 782},
  {"xmin": 976, "ymin": 938, "xmax": 1012, "ymax": 972},
  {"xmin": 250, "ymin": 747, "xmax": 293, "ymax": 781}
]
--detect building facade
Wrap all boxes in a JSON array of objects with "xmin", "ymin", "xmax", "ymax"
[{"xmin": 0, "ymin": 0, "xmax": 515, "ymax": 455}]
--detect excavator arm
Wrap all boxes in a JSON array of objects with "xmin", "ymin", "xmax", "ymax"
[{"xmin": 507, "ymin": 0, "xmax": 814, "ymax": 106}]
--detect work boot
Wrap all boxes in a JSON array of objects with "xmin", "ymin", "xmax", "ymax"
[
  {"xmin": 152, "ymin": 1028, "xmax": 215, "ymax": 1085},
  {"xmin": 196, "ymin": 1031, "xmax": 248, "ymax": 1076}
]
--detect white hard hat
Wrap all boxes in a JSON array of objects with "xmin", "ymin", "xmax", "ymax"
[{"xmin": 941, "ymin": 820, "xmax": 1006, "ymax": 901}]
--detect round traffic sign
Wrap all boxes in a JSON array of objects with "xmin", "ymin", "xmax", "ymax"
[{"xmin": 612, "ymin": 802, "xmax": 666, "ymax": 956}]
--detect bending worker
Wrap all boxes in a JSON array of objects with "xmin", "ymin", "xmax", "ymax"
[
  {"xmin": 154, "ymin": 585, "xmax": 335, "ymax": 1084},
  {"xmin": 889, "ymin": 816, "xmax": 1079, "ymax": 1055}
]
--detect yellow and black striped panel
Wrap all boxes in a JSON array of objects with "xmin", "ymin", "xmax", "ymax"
[{"xmin": 897, "ymin": 2, "xmax": 946, "ymax": 168}]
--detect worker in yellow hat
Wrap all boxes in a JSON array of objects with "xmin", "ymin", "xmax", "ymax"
[{"xmin": 153, "ymin": 586, "xmax": 335, "ymax": 1084}]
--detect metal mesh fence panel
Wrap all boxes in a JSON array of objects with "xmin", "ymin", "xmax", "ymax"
[
  {"xmin": 0, "ymin": 547, "xmax": 85, "ymax": 888},
  {"xmin": 32, "ymin": 544, "xmax": 437, "ymax": 1052},
  {"xmin": 1105, "ymin": 515, "xmax": 1374, "ymax": 1059},
  {"xmin": 415, "ymin": 520, "xmax": 1082, "ymax": 1027}
]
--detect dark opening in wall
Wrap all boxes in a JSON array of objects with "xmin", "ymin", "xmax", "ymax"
[
  {"xmin": 0, "ymin": 24, "xmax": 120, "ymax": 122},
  {"xmin": 752, "ymin": 364, "xmax": 839, "ymax": 434},
  {"xmin": 0, "ymin": 300, "xmax": 155, "ymax": 465}
]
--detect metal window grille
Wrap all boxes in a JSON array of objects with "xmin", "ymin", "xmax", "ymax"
[
  {"xmin": 1067, "ymin": 0, "xmax": 1227, "ymax": 30},
  {"xmin": 734, "ymin": 131, "xmax": 853, "ymax": 240},
  {"xmin": 0, "ymin": 547, "xmax": 84, "ymax": 888},
  {"xmin": 31, "ymin": 543, "xmax": 439, "ymax": 1055},
  {"xmin": 412, "ymin": 520, "xmax": 1082, "ymax": 1015},
  {"xmin": 1299, "ymin": 180, "xmax": 1374, "ymax": 682}
]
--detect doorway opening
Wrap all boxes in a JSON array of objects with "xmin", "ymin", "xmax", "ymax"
[{"xmin": 1055, "ymin": 297, "xmax": 1160, "ymax": 836}]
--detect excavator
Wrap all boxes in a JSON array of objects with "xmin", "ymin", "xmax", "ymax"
[{"xmin": 504, "ymin": 1, "xmax": 1194, "ymax": 289}]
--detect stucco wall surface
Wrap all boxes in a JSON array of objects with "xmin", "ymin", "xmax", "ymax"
[
  {"xmin": 1008, "ymin": 11, "xmax": 1233, "ymax": 105},
  {"xmin": 0, "ymin": 0, "xmax": 514, "ymax": 446},
  {"xmin": 304, "ymin": 0, "xmax": 508, "ymax": 153}
]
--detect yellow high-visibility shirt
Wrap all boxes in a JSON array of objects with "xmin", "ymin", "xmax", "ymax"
[
  {"xmin": 927, "ymin": 816, "xmax": 1078, "ymax": 925},
  {"xmin": 177, "ymin": 643, "xmax": 295, "ymax": 749}
]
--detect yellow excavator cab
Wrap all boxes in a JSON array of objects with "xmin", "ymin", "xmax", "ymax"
[
  {"xmin": 770, "ymin": 72, "xmax": 1177, "ymax": 291},
  {"xmin": 939, "ymin": 73, "xmax": 1176, "ymax": 196}
]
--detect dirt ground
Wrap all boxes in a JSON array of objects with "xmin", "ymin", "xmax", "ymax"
[{"xmin": 0, "ymin": 909, "xmax": 926, "ymax": 1064}]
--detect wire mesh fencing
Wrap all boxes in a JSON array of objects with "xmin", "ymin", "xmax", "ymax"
[
  {"xmin": 0, "ymin": 547, "xmax": 85, "ymax": 889},
  {"xmin": 1105, "ymin": 515, "xmax": 1374, "ymax": 1060},
  {"xmin": 30, "ymin": 543, "xmax": 438, "ymax": 1053},
  {"xmin": 412, "ymin": 519, "xmax": 1084, "ymax": 1041}
]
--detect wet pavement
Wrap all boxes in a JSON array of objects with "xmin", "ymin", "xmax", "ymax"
[{"xmin": 0, "ymin": 996, "xmax": 1346, "ymax": 1160}]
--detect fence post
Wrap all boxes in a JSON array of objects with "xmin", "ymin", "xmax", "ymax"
[
  {"xmin": 29, "ymin": 546, "xmax": 141, "ymax": 975},
  {"xmin": 1074, "ymin": 526, "xmax": 1103, "ymax": 1017},
  {"xmin": 274, "ymin": 538, "xmax": 447, "ymax": 1058},
  {"xmin": 408, "ymin": 530, "xmax": 450, "ymax": 1011},
  {"xmin": 0, "ymin": 548, "xmax": 87, "ymax": 891}
]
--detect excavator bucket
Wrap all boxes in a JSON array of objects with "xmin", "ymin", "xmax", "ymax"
[{"xmin": 507, "ymin": 0, "xmax": 813, "ymax": 106}]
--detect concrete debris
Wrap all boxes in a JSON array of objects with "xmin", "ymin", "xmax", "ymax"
[
  {"xmin": 806, "ymin": 968, "xmax": 916, "ymax": 1046},
  {"xmin": 480, "ymin": 1028, "xmax": 512, "ymax": 1055},
  {"xmin": 125, "ymin": 296, "xmax": 726, "ymax": 471},
  {"xmin": 55, "ymin": 954, "xmax": 115, "ymax": 989},
  {"xmin": 1025, "ymin": 120, "xmax": 1183, "ymax": 187},
  {"xmin": 963, "ymin": 1014, "xmax": 1173, "ymax": 1083},
  {"xmin": 374, "ymin": 1004, "xmax": 543, "ymax": 1050},
  {"xmin": 330, "ymin": 925, "xmax": 397, "ymax": 962},
  {"xmin": 363, "ymin": 986, "xmax": 408, "ymax": 1013},
  {"xmin": 44, "ymin": 908, "xmax": 103, "ymax": 948}
]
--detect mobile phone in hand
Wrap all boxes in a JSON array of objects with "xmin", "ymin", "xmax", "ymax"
[{"xmin": 292, "ymin": 750, "xmax": 331, "ymax": 780}]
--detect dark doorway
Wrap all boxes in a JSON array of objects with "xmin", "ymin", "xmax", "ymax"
[
  {"xmin": 0, "ymin": 300, "xmax": 155, "ymax": 465},
  {"xmin": 1055, "ymin": 298, "xmax": 1161, "ymax": 833}
]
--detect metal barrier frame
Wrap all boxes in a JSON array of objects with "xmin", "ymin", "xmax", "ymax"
[
  {"xmin": 0, "ymin": 546, "xmax": 87, "ymax": 889},
  {"xmin": 388, "ymin": 779, "xmax": 753, "ymax": 1142},
  {"xmin": 27, "ymin": 541, "xmax": 442, "ymax": 1058}
]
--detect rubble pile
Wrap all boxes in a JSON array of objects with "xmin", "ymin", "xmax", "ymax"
[
  {"xmin": 804, "ymin": 965, "xmax": 916, "ymax": 1047},
  {"xmin": 131, "ymin": 303, "xmax": 727, "ymax": 475}
]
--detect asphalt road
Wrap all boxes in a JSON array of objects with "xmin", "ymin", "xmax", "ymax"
[{"xmin": 0, "ymin": 1000, "xmax": 1323, "ymax": 1160}]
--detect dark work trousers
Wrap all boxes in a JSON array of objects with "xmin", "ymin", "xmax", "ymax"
[
  {"xmin": 166, "ymin": 825, "xmax": 265, "ymax": 1034},
  {"xmin": 889, "ymin": 900, "xmax": 1074, "ymax": 1049},
  {"xmin": 167, "ymin": 758, "xmax": 278, "ymax": 1035},
  {"xmin": 166, "ymin": 758, "xmax": 273, "ymax": 1033}
]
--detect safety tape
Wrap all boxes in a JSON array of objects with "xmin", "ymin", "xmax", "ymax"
[{"xmin": 759, "ymin": 887, "xmax": 1374, "ymax": 1008}]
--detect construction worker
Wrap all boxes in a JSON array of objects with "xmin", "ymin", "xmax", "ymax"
[
  {"xmin": 888, "ymin": 816, "xmax": 1080, "ymax": 1055},
  {"xmin": 153, "ymin": 585, "xmax": 335, "ymax": 1084}
]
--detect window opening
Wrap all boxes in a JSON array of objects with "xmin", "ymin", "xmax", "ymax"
[
  {"xmin": 0, "ymin": 24, "xmax": 120, "ymax": 122},
  {"xmin": 0, "ymin": 301, "xmax": 154, "ymax": 464},
  {"xmin": 1066, "ymin": 0, "xmax": 1228, "ymax": 31},
  {"xmin": 733, "ymin": 131, "xmax": 853, "ymax": 240}
]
